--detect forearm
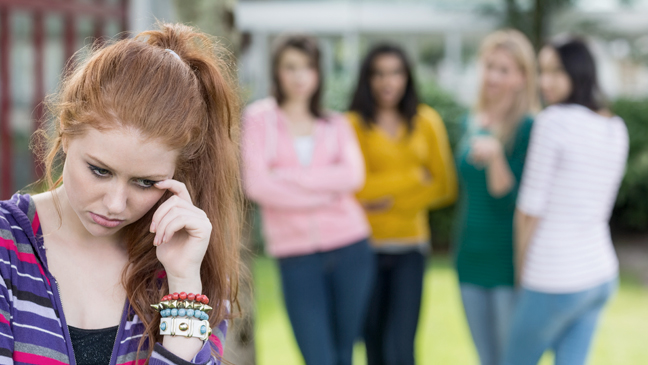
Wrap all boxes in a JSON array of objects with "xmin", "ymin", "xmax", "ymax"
[
  {"xmin": 357, "ymin": 167, "xmax": 424, "ymax": 201},
  {"xmin": 245, "ymin": 177, "xmax": 335, "ymax": 209},
  {"xmin": 514, "ymin": 210, "xmax": 540, "ymax": 285},
  {"xmin": 390, "ymin": 178, "xmax": 441, "ymax": 212},
  {"xmin": 273, "ymin": 164, "xmax": 364, "ymax": 193},
  {"xmin": 486, "ymin": 153, "xmax": 515, "ymax": 198}
]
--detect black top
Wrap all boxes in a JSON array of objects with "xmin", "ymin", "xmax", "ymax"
[{"xmin": 68, "ymin": 325, "xmax": 119, "ymax": 365}]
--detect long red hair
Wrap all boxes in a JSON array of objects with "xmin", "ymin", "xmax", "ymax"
[{"xmin": 38, "ymin": 23, "xmax": 241, "ymax": 359}]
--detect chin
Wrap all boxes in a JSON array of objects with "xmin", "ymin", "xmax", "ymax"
[
  {"xmin": 85, "ymin": 222, "xmax": 124, "ymax": 237},
  {"xmin": 378, "ymin": 99, "xmax": 399, "ymax": 109},
  {"xmin": 543, "ymin": 97, "xmax": 558, "ymax": 105}
]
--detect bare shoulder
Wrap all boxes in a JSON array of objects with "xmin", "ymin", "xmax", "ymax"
[{"xmin": 31, "ymin": 190, "xmax": 60, "ymax": 236}]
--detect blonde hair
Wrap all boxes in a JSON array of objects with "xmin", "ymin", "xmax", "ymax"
[{"xmin": 476, "ymin": 29, "xmax": 540, "ymax": 144}]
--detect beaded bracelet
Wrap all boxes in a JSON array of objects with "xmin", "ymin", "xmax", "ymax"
[
  {"xmin": 161, "ymin": 292, "xmax": 210, "ymax": 304},
  {"xmin": 151, "ymin": 293, "xmax": 213, "ymax": 319},
  {"xmin": 151, "ymin": 292, "xmax": 213, "ymax": 340},
  {"xmin": 151, "ymin": 292, "xmax": 210, "ymax": 308},
  {"xmin": 151, "ymin": 294, "xmax": 212, "ymax": 320}
]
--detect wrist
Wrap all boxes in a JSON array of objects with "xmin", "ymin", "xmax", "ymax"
[
  {"xmin": 487, "ymin": 147, "xmax": 505, "ymax": 165},
  {"xmin": 167, "ymin": 274, "xmax": 202, "ymax": 295}
]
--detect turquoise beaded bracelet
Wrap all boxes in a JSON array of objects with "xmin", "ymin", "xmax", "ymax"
[{"xmin": 151, "ymin": 300, "xmax": 213, "ymax": 320}]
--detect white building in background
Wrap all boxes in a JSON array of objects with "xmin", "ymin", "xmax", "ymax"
[
  {"xmin": 130, "ymin": 0, "xmax": 177, "ymax": 35},
  {"xmin": 235, "ymin": 1, "xmax": 497, "ymax": 106},
  {"xmin": 235, "ymin": 0, "xmax": 648, "ymax": 108}
]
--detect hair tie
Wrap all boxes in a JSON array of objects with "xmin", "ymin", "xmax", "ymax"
[{"xmin": 165, "ymin": 49, "xmax": 181, "ymax": 61}]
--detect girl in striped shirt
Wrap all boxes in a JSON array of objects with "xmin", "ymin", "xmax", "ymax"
[
  {"xmin": 0, "ymin": 23, "xmax": 240, "ymax": 364},
  {"xmin": 503, "ymin": 37, "xmax": 629, "ymax": 365}
]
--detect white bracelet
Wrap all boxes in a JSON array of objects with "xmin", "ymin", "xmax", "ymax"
[{"xmin": 160, "ymin": 317, "xmax": 212, "ymax": 341}]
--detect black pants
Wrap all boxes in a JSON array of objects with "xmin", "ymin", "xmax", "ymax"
[{"xmin": 364, "ymin": 251, "xmax": 425, "ymax": 365}]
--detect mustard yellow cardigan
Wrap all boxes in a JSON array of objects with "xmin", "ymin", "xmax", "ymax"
[{"xmin": 347, "ymin": 105, "xmax": 458, "ymax": 246}]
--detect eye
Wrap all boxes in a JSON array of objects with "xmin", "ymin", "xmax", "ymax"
[
  {"xmin": 134, "ymin": 178, "xmax": 157, "ymax": 189},
  {"xmin": 88, "ymin": 164, "xmax": 111, "ymax": 177}
]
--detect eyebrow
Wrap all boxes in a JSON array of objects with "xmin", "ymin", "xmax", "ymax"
[{"xmin": 86, "ymin": 154, "xmax": 169, "ymax": 181}]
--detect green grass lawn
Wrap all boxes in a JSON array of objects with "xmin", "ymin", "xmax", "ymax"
[{"xmin": 253, "ymin": 254, "xmax": 648, "ymax": 365}]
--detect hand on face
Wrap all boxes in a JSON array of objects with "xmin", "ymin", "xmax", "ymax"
[
  {"xmin": 150, "ymin": 179, "xmax": 211, "ymax": 287},
  {"xmin": 469, "ymin": 136, "xmax": 503, "ymax": 167}
]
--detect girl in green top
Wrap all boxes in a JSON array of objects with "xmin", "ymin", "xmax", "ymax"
[{"xmin": 453, "ymin": 29, "xmax": 539, "ymax": 365}]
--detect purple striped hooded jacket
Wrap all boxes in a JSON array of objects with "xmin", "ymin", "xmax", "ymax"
[{"xmin": 0, "ymin": 194, "xmax": 227, "ymax": 364}]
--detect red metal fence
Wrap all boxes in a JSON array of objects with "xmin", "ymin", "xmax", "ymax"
[{"xmin": 0, "ymin": 0, "xmax": 129, "ymax": 199}]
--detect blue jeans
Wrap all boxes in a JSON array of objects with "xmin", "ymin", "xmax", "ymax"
[
  {"xmin": 364, "ymin": 251, "xmax": 425, "ymax": 365},
  {"xmin": 278, "ymin": 239, "xmax": 375, "ymax": 365},
  {"xmin": 460, "ymin": 284, "xmax": 516, "ymax": 365},
  {"xmin": 501, "ymin": 278, "xmax": 617, "ymax": 365}
]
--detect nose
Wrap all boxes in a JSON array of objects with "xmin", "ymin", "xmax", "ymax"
[
  {"xmin": 486, "ymin": 69, "xmax": 501, "ymax": 85},
  {"xmin": 294, "ymin": 68, "xmax": 310, "ymax": 83},
  {"xmin": 103, "ymin": 181, "xmax": 128, "ymax": 216}
]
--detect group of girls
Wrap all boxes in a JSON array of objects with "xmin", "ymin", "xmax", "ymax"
[{"xmin": 242, "ymin": 29, "xmax": 628, "ymax": 365}]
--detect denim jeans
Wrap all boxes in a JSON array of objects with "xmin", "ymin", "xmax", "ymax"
[
  {"xmin": 501, "ymin": 278, "xmax": 618, "ymax": 365},
  {"xmin": 460, "ymin": 284, "xmax": 516, "ymax": 365},
  {"xmin": 364, "ymin": 251, "xmax": 426, "ymax": 365},
  {"xmin": 278, "ymin": 239, "xmax": 375, "ymax": 365}
]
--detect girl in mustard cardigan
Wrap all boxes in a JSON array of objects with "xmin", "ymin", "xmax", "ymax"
[{"xmin": 348, "ymin": 44, "xmax": 457, "ymax": 365}]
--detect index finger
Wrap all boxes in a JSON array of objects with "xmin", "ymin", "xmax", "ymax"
[{"xmin": 155, "ymin": 179, "xmax": 193, "ymax": 204}]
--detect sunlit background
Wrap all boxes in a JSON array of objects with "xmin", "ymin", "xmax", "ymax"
[{"xmin": 1, "ymin": 0, "xmax": 647, "ymax": 364}]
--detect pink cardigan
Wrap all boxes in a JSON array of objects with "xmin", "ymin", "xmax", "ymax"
[{"xmin": 242, "ymin": 98, "xmax": 371, "ymax": 258}]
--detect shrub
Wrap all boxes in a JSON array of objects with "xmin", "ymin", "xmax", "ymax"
[{"xmin": 610, "ymin": 98, "xmax": 648, "ymax": 232}]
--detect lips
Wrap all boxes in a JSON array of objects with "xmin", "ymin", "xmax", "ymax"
[{"xmin": 90, "ymin": 212, "xmax": 124, "ymax": 228}]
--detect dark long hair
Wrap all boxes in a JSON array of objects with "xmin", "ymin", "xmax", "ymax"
[
  {"xmin": 271, "ymin": 34, "xmax": 324, "ymax": 118},
  {"xmin": 549, "ymin": 37, "xmax": 605, "ymax": 111},
  {"xmin": 349, "ymin": 44, "xmax": 419, "ymax": 131}
]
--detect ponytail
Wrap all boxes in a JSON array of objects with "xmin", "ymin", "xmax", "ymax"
[{"xmin": 41, "ymin": 23, "xmax": 243, "ymax": 361}]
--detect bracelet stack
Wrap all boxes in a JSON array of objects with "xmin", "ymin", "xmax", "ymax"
[{"xmin": 151, "ymin": 292, "xmax": 213, "ymax": 341}]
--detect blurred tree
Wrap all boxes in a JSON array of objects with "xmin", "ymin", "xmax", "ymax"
[
  {"xmin": 502, "ymin": 0, "xmax": 638, "ymax": 50},
  {"xmin": 173, "ymin": 0, "xmax": 238, "ymax": 50},
  {"xmin": 502, "ymin": 0, "xmax": 576, "ymax": 50}
]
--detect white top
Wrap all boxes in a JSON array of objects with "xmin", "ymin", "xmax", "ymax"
[
  {"xmin": 517, "ymin": 104, "xmax": 629, "ymax": 293},
  {"xmin": 293, "ymin": 135, "xmax": 315, "ymax": 166}
]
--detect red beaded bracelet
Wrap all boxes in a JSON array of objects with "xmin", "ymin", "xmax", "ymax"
[{"xmin": 161, "ymin": 292, "xmax": 209, "ymax": 304}]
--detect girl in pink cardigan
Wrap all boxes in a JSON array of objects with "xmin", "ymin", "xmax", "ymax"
[{"xmin": 242, "ymin": 35, "xmax": 374, "ymax": 365}]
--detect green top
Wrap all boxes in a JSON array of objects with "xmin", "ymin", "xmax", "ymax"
[{"xmin": 453, "ymin": 114, "xmax": 534, "ymax": 287}]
